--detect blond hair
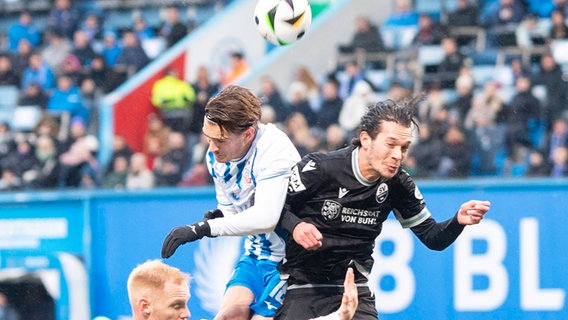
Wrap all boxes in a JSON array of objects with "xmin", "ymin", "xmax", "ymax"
[{"xmin": 127, "ymin": 260, "xmax": 190, "ymax": 305}]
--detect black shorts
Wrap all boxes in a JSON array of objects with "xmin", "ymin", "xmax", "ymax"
[{"xmin": 274, "ymin": 285, "xmax": 378, "ymax": 320}]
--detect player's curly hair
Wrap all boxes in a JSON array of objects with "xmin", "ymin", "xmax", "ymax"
[
  {"xmin": 205, "ymin": 85, "xmax": 261, "ymax": 136},
  {"xmin": 352, "ymin": 96, "xmax": 420, "ymax": 147}
]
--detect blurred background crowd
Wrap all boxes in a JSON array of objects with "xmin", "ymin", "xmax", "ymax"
[{"xmin": 0, "ymin": 0, "xmax": 567, "ymax": 195}]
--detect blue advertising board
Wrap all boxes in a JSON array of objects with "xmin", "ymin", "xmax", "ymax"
[{"xmin": 0, "ymin": 179, "xmax": 566, "ymax": 320}]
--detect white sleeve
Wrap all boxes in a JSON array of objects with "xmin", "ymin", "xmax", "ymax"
[{"xmin": 208, "ymin": 174, "xmax": 289, "ymax": 236}]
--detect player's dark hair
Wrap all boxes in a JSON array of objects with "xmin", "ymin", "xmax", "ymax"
[
  {"xmin": 205, "ymin": 85, "xmax": 261, "ymax": 136},
  {"xmin": 351, "ymin": 96, "xmax": 420, "ymax": 147}
]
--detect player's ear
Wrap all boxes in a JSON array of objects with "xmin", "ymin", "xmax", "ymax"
[
  {"xmin": 360, "ymin": 131, "xmax": 371, "ymax": 149},
  {"xmin": 138, "ymin": 298, "xmax": 151, "ymax": 318}
]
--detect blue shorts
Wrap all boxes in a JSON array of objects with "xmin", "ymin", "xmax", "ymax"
[{"xmin": 226, "ymin": 256, "xmax": 286, "ymax": 317}]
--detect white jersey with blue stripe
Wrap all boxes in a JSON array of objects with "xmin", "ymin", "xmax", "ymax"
[{"xmin": 206, "ymin": 123, "xmax": 300, "ymax": 262}]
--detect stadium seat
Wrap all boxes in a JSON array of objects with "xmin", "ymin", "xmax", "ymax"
[
  {"xmin": 550, "ymin": 39, "xmax": 568, "ymax": 66},
  {"xmin": 0, "ymin": 85, "xmax": 19, "ymax": 126},
  {"xmin": 381, "ymin": 26, "xmax": 418, "ymax": 51},
  {"xmin": 141, "ymin": 37, "xmax": 167, "ymax": 59},
  {"xmin": 11, "ymin": 105, "xmax": 42, "ymax": 132}
]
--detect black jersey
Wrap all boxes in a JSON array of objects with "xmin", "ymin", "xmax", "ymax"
[{"xmin": 278, "ymin": 146, "xmax": 431, "ymax": 285}]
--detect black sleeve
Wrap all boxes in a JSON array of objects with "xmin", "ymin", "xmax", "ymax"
[
  {"xmin": 278, "ymin": 204, "xmax": 304, "ymax": 234},
  {"xmin": 410, "ymin": 214, "xmax": 465, "ymax": 251}
]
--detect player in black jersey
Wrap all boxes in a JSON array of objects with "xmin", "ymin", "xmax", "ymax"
[{"xmin": 275, "ymin": 97, "xmax": 491, "ymax": 320}]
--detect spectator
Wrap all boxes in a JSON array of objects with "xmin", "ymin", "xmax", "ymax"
[
  {"xmin": 12, "ymin": 39, "xmax": 33, "ymax": 77},
  {"xmin": 46, "ymin": 0, "xmax": 81, "ymax": 40},
  {"xmin": 484, "ymin": 0, "xmax": 527, "ymax": 48},
  {"xmin": 294, "ymin": 66, "xmax": 321, "ymax": 111},
  {"xmin": 220, "ymin": 50, "xmax": 250, "ymax": 87},
  {"xmin": 411, "ymin": 13, "xmax": 449, "ymax": 47},
  {"xmin": 0, "ymin": 55, "xmax": 20, "ymax": 87},
  {"xmin": 115, "ymin": 31, "xmax": 151, "ymax": 74},
  {"xmin": 8, "ymin": 11, "xmax": 41, "ymax": 52},
  {"xmin": 532, "ymin": 52, "xmax": 568, "ymax": 130},
  {"xmin": 447, "ymin": 73, "xmax": 475, "ymax": 128},
  {"xmin": 548, "ymin": 9, "xmax": 568, "ymax": 41},
  {"xmin": 510, "ymin": 57, "xmax": 532, "ymax": 84},
  {"xmin": 105, "ymin": 135, "xmax": 133, "ymax": 175},
  {"xmin": 133, "ymin": 17, "xmax": 155, "ymax": 41},
  {"xmin": 337, "ymin": 60, "xmax": 374, "ymax": 100},
  {"xmin": 21, "ymin": 53, "xmax": 56, "ymax": 91},
  {"xmin": 550, "ymin": 145, "xmax": 568, "ymax": 176},
  {"xmin": 0, "ymin": 122, "xmax": 16, "ymax": 164},
  {"xmin": 339, "ymin": 16, "xmax": 385, "ymax": 54},
  {"xmin": 154, "ymin": 131, "xmax": 189, "ymax": 186},
  {"xmin": 437, "ymin": 37, "xmax": 467, "ymax": 89},
  {"xmin": 23, "ymin": 135, "xmax": 60, "ymax": 189},
  {"xmin": 159, "ymin": 7, "xmax": 188, "ymax": 48},
  {"xmin": 79, "ymin": 13, "xmax": 102, "ymax": 42},
  {"xmin": 151, "ymin": 67, "xmax": 196, "ymax": 133},
  {"xmin": 1, "ymin": 137, "xmax": 39, "ymax": 184},
  {"xmin": 189, "ymin": 65, "xmax": 219, "ymax": 143},
  {"xmin": 404, "ymin": 122, "xmax": 444, "ymax": 177},
  {"xmin": 178, "ymin": 133, "xmax": 212, "ymax": 187},
  {"xmin": 57, "ymin": 119, "xmax": 98, "ymax": 188},
  {"xmin": 320, "ymin": 123, "xmax": 348, "ymax": 152},
  {"xmin": 126, "ymin": 152, "xmax": 155, "ymax": 190},
  {"xmin": 316, "ymin": 77, "xmax": 343, "ymax": 130},
  {"xmin": 503, "ymin": 76, "xmax": 542, "ymax": 157},
  {"xmin": 18, "ymin": 82, "xmax": 49, "ymax": 110},
  {"xmin": 287, "ymin": 81, "xmax": 317, "ymax": 127},
  {"xmin": 59, "ymin": 54, "xmax": 83, "ymax": 85},
  {"xmin": 515, "ymin": 13, "xmax": 548, "ymax": 50},
  {"xmin": 102, "ymin": 154, "xmax": 129, "ymax": 189},
  {"xmin": 525, "ymin": 148, "xmax": 551, "ymax": 176},
  {"xmin": 41, "ymin": 30, "xmax": 73, "ymax": 75},
  {"xmin": 338, "ymin": 80, "xmax": 377, "ymax": 137},
  {"xmin": 71, "ymin": 30, "xmax": 97, "ymax": 68},
  {"xmin": 143, "ymin": 114, "xmax": 170, "ymax": 169},
  {"xmin": 448, "ymin": 0, "xmax": 480, "ymax": 27},
  {"xmin": 260, "ymin": 105, "xmax": 277, "ymax": 124},
  {"xmin": 465, "ymin": 81, "xmax": 507, "ymax": 175},
  {"xmin": 416, "ymin": 81, "xmax": 446, "ymax": 126},
  {"xmin": 283, "ymin": 112, "xmax": 319, "ymax": 156},
  {"xmin": 384, "ymin": 0, "xmax": 419, "ymax": 27},
  {"xmin": 47, "ymin": 75, "xmax": 89, "ymax": 125},
  {"xmin": 447, "ymin": 0, "xmax": 480, "ymax": 46},
  {"xmin": 543, "ymin": 118, "xmax": 568, "ymax": 163},
  {"xmin": 437, "ymin": 125, "xmax": 472, "ymax": 177},
  {"xmin": 258, "ymin": 75, "xmax": 289, "ymax": 123},
  {"xmin": 86, "ymin": 55, "xmax": 124, "ymax": 94},
  {"xmin": 102, "ymin": 31, "xmax": 122, "ymax": 68}
]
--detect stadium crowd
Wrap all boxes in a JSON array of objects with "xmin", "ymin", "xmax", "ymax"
[{"xmin": 0, "ymin": 0, "xmax": 567, "ymax": 193}]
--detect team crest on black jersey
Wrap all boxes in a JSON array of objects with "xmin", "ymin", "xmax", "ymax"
[
  {"xmin": 376, "ymin": 183, "xmax": 388, "ymax": 203},
  {"xmin": 322, "ymin": 200, "xmax": 342, "ymax": 220}
]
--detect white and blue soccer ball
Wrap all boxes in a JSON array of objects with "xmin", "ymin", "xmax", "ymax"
[{"xmin": 254, "ymin": 0, "xmax": 312, "ymax": 46}]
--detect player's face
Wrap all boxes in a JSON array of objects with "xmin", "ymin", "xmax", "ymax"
[
  {"xmin": 148, "ymin": 281, "xmax": 191, "ymax": 320},
  {"xmin": 202, "ymin": 118, "xmax": 253, "ymax": 163},
  {"xmin": 360, "ymin": 121, "xmax": 412, "ymax": 180}
]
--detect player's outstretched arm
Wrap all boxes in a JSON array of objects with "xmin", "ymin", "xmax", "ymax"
[
  {"xmin": 161, "ymin": 209, "xmax": 223, "ymax": 258},
  {"xmin": 457, "ymin": 200, "xmax": 490, "ymax": 225},
  {"xmin": 337, "ymin": 267, "xmax": 358, "ymax": 320},
  {"xmin": 310, "ymin": 268, "xmax": 358, "ymax": 320}
]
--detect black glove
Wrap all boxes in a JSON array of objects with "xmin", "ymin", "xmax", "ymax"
[
  {"xmin": 202, "ymin": 208, "xmax": 223, "ymax": 221},
  {"xmin": 161, "ymin": 221, "xmax": 211, "ymax": 258}
]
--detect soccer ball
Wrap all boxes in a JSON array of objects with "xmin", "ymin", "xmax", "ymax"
[{"xmin": 254, "ymin": 0, "xmax": 312, "ymax": 46}]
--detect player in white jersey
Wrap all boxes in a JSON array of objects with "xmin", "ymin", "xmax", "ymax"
[{"xmin": 161, "ymin": 85, "xmax": 301, "ymax": 319}]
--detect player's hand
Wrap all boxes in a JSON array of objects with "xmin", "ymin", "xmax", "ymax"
[
  {"xmin": 337, "ymin": 268, "xmax": 358, "ymax": 320},
  {"xmin": 161, "ymin": 221, "xmax": 211, "ymax": 258},
  {"xmin": 292, "ymin": 222, "xmax": 323, "ymax": 250},
  {"xmin": 457, "ymin": 200, "xmax": 490, "ymax": 225},
  {"xmin": 203, "ymin": 208, "xmax": 223, "ymax": 221}
]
